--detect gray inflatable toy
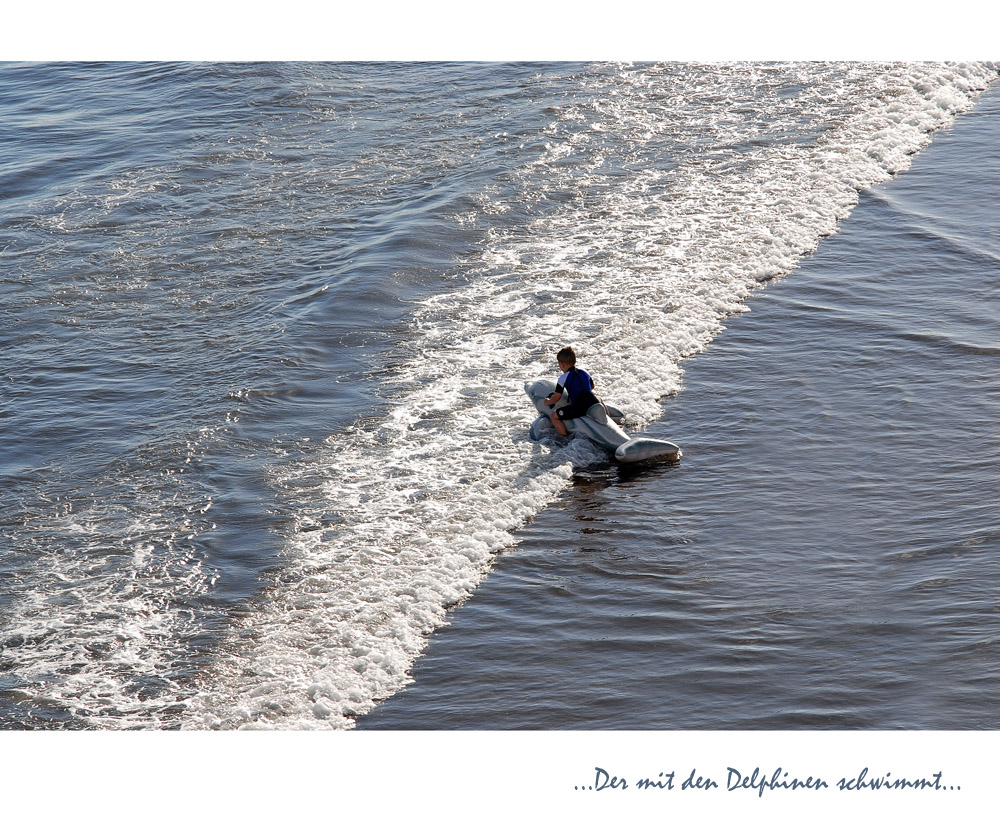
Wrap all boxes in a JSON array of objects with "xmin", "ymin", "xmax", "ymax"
[{"xmin": 525, "ymin": 380, "xmax": 681, "ymax": 464}]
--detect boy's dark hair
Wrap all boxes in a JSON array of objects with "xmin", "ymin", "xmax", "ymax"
[{"xmin": 557, "ymin": 346, "xmax": 577, "ymax": 366}]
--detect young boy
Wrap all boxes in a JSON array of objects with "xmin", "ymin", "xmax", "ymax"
[{"xmin": 544, "ymin": 346, "xmax": 600, "ymax": 436}]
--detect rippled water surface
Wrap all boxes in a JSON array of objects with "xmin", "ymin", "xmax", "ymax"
[
  {"xmin": 1, "ymin": 62, "xmax": 997, "ymax": 729},
  {"xmin": 362, "ymin": 81, "xmax": 1000, "ymax": 729}
]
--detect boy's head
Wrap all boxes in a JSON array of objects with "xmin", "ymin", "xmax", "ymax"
[{"xmin": 557, "ymin": 346, "xmax": 577, "ymax": 368}]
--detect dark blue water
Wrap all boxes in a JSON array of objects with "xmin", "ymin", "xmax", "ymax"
[{"xmin": 1, "ymin": 62, "xmax": 997, "ymax": 730}]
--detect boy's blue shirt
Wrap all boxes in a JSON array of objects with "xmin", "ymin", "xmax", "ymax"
[{"xmin": 556, "ymin": 367, "xmax": 594, "ymax": 403}]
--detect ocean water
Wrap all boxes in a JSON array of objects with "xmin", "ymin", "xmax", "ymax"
[
  {"xmin": 1, "ymin": 62, "xmax": 997, "ymax": 730},
  {"xmin": 362, "ymin": 73, "xmax": 1000, "ymax": 730}
]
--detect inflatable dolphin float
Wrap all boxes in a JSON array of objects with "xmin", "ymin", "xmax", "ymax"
[{"xmin": 525, "ymin": 380, "xmax": 681, "ymax": 464}]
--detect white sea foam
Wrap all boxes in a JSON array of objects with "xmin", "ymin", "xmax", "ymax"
[
  {"xmin": 183, "ymin": 63, "xmax": 997, "ymax": 729},
  {"xmin": 0, "ymin": 442, "xmax": 221, "ymax": 725}
]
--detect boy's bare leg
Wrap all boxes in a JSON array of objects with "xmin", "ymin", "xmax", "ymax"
[{"xmin": 550, "ymin": 410, "xmax": 568, "ymax": 436}]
